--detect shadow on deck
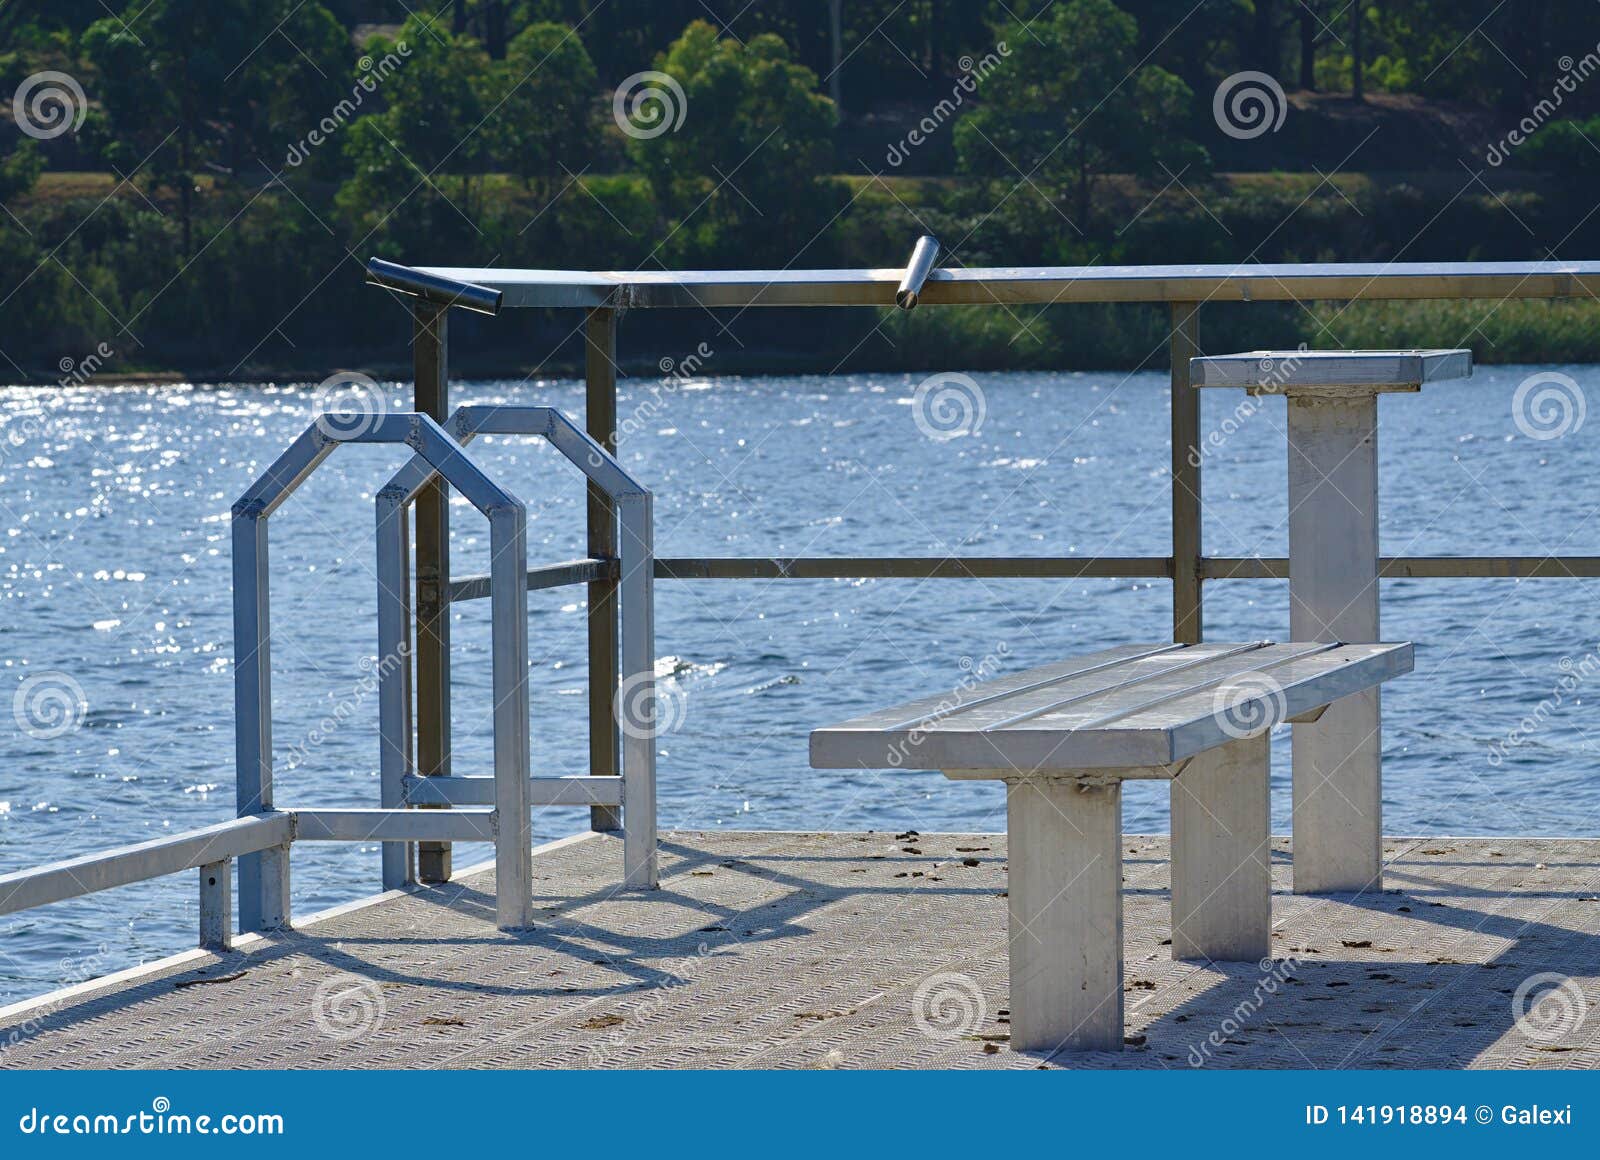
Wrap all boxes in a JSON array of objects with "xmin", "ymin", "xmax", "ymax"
[{"xmin": 2, "ymin": 831, "xmax": 1598, "ymax": 1069}]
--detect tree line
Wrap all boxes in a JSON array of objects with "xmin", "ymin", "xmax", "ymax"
[{"xmin": 1, "ymin": 1, "xmax": 1597, "ymax": 376}]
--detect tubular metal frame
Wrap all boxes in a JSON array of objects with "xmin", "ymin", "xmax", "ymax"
[
  {"xmin": 377, "ymin": 405, "xmax": 658, "ymax": 889},
  {"xmin": 233, "ymin": 411, "xmax": 534, "ymax": 932}
]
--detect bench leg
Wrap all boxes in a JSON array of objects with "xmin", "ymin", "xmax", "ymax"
[
  {"xmin": 1292, "ymin": 692, "xmax": 1383, "ymax": 893},
  {"xmin": 1170, "ymin": 734, "xmax": 1270, "ymax": 962},
  {"xmin": 1006, "ymin": 777, "xmax": 1123, "ymax": 1053}
]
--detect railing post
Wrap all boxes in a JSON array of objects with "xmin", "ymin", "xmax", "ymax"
[
  {"xmin": 1170, "ymin": 302, "xmax": 1203, "ymax": 644},
  {"xmin": 488, "ymin": 502, "xmax": 534, "ymax": 929},
  {"xmin": 619, "ymin": 493, "xmax": 658, "ymax": 887},
  {"xmin": 413, "ymin": 300, "xmax": 453, "ymax": 882},
  {"xmin": 199, "ymin": 859, "xmax": 232, "ymax": 951},
  {"xmin": 586, "ymin": 308, "xmax": 623, "ymax": 833},
  {"xmin": 233, "ymin": 510, "xmax": 288, "ymax": 932},
  {"xmin": 377, "ymin": 489, "xmax": 414, "ymax": 890}
]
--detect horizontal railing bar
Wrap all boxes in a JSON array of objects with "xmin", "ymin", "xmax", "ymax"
[
  {"xmin": 445, "ymin": 554, "xmax": 1600, "ymax": 598},
  {"xmin": 291, "ymin": 809, "xmax": 495, "ymax": 843},
  {"xmin": 0, "ymin": 813, "xmax": 293, "ymax": 917},
  {"xmin": 594, "ymin": 555, "xmax": 1600, "ymax": 583},
  {"xmin": 653, "ymin": 556, "xmax": 1173, "ymax": 580},
  {"xmin": 402, "ymin": 774, "xmax": 623, "ymax": 808},
  {"xmin": 1205, "ymin": 556, "xmax": 1600, "ymax": 580},
  {"xmin": 405, "ymin": 261, "xmax": 1600, "ymax": 311},
  {"xmin": 449, "ymin": 557, "xmax": 615, "ymax": 602}
]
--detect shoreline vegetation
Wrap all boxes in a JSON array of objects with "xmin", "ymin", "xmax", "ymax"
[
  {"xmin": 6, "ymin": 4, "xmax": 1600, "ymax": 386},
  {"xmin": 8, "ymin": 297, "xmax": 1600, "ymax": 388}
]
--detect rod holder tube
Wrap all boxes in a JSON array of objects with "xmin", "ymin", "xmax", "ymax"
[
  {"xmin": 895, "ymin": 236, "xmax": 941, "ymax": 310},
  {"xmin": 367, "ymin": 258, "xmax": 503, "ymax": 316}
]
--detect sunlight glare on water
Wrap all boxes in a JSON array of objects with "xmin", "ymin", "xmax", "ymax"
[{"xmin": 1, "ymin": 366, "xmax": 1597, "ymax": 1001}]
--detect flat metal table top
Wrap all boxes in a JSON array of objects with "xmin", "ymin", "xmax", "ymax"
[
  {"xmin": 2, "ymin": 831, "xmax": 1596, "ymax": 1070},
  {"xmin": 1192, "ymin": 348, "xmax": 1473, "ymax": 391}
]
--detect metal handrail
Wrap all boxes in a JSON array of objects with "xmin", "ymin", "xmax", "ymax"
[
  {"xmin": 233, "ymin": 411, "xmax": 534, "ymax": 932},
  {"xmin": 0, "ymin": 414, "xmax": 543, "ymax": 953},
  {"xmin": 368, "ymin": 244, "xmax": 1600, "ymax": 854},
  {"xmin": 377, "ymin": 405, "xmax": 658, "ymax": 889}
]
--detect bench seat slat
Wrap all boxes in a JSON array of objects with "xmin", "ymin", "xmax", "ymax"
[
  {"xmin": 1010, "ymin": 642, "xmax": 1332, "ymax": 732},
  {"xmin": 809, "ymin": 640, "xmax": 1413, "ymax": 773},
  {"xmin": 822, "ymin": 643, "xmax": 1187, "ymax": 734}
]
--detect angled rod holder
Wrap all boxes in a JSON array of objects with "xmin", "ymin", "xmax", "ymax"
[
  {"xmin": 366, "ymin": 257, "xmax": 503, "ymax": 316},
  {"xmin": 895, "ymin": 235, "xmax": 941, "ymax": 310}
]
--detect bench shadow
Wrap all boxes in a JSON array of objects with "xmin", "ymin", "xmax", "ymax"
[
  {"xmin": 0, "ymin": 835, "xmax": 1008, "ymax": 1060},
  {"xmin": 5, "ymin": 836, "xmax": 1595, "ymax": 1069},
  {"xmin": 1026, "ymin": 862, "xmax": 1600, "ymax": 1069}
]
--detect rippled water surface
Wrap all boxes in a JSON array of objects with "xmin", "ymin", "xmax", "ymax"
[{"xmin": 3, "ymin": 367, "xmax": 1599, "ymax": 1002}]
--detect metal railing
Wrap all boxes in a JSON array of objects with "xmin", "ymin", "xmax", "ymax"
[
  {"xmin": 0, "ymin": 407, "xmax": 658, "ymax": 951},
  {"xmin": 376, "ymin": 405, "xmax": 657, "ymax": 890},
  {"xmin": 366, "ymin": 242, "xmax": 1600, "ymax": 864}
]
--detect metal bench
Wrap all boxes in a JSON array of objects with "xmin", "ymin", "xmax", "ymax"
[{"xmin": 809, "ymin": 640, "xmax": 1413, "ymax": 1053}]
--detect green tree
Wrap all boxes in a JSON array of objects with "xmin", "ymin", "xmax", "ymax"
[
  {"xmin": 955, "ymin": 0, "xmax": 1201, "ymax": 232},
  {"xmin": 487, "ymin": 22, "xmax": 599, "ymax": 200},
  {"xmin": 625, "ymin": 20, "xmax": 838, "ymax": 264},
  {"xmin": 337, "ymin": 17, "xmax": 494, "ymax": 239},
  {"xmin": 81, "ymin": 0, "xmax": 347, "ymax": 254},
  {"xmin": 0, "ymin": 141, "xmax": 44, "ymax": 203}
]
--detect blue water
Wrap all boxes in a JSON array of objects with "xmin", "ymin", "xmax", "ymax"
[{"xmin": 2, "ymin": 366, "xmax": 1598, "ymax": 1003}]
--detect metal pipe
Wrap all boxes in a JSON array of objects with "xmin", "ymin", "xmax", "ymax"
[
  {"xmin": 895, "ymin": 235, "xmax": 941, "ymax": 310},
  {"xmin": 412, "ymin": 302, "xmax": 453, "ymax": 884},
  {"xmin": 619, "ymin": 494, "xmax": 658, "ymax": 888},
  {"xmin": 449, "ymin": 558, "xmax": 614, "ymax": 602},
  {"xmin": 1170, "ymin": 303, "xmax": 1203, "ymax": 644},
  {"xmin": 367, "ymin": 258, "xmax": 502, "ymax": 316},
  {"xmin": 376, "ymin": 491, "xmax": 412, "ymax": 890},
  {"xmin": 380, "ymin": 260, "xmax": 1600, "ymax": 311},
  {"xmin": 488, "ymin": 504, "xmax": 534, "ymax": 929},
  {"xmin": 586, "ymin": 310, "xmax": 623, "ymax": 834},
  {"xmin": 653, "ymin": 556, "xmax": 1173, "ymax": 580}
]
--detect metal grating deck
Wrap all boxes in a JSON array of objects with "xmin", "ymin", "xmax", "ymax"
[{"xmin": 2, "ymin": 831, "xmax": 1598, "ymax": 1069}]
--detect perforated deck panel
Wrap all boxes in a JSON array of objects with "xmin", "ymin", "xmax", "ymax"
[{"xmin": 2, "ymin": 832, "xmax": 1597, "ymax": 1069}]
